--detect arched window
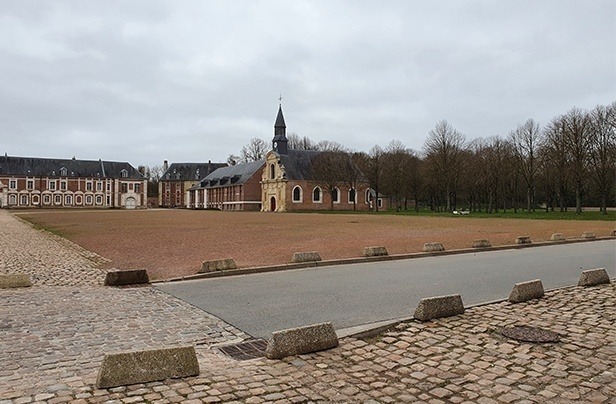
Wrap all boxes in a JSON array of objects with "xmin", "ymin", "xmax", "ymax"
[
  {"xmin": 332, "ymin": 187, "xmax": 340, "ymax": 203},
  {"xmin": 292, "ymin": 186, "xmax": 302, "ymax": 202},
  {"xmin": 9, "ymin": 194, "xmax": 16, "ymax": 205},
  {"xmin": 348, "ymin": 188, "xmax": 356, "ymax": 203},
  {"xmin": 312, "ymin": 186, "xmax": 322, "ymax": 203},
  {"xmin": 269, "ymin": 164, "xmax": 276, "ymax": 180}
]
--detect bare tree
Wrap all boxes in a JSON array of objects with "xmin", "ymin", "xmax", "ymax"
[
  {"xmin": 561, "ymin": 108, "xmax": 592, "ymax": 214},
  {"xmin": 311, "ymin": 150, "xmax": 349, "ymax": 210},
  {"xmin": 423, "ymin": 120, "xmax": 466, "ymax": 211},
  {"xmin": 588, "ymin": 102, "xmax": 616, "ymax": 214},
  {"xmin": 510, "ymin": 119, "xmax": 544, "ymax": 212},
  {"xmin": 239, "ymin": 138, "xmax": 268, "ymax": 163},
  {"xmin": 287, "ymin": 132, "xmax": 319, "ymax": 150}
]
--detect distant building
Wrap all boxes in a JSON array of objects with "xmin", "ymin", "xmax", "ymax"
[
  {"xmin": 188, "ymin": 160, "xmax": 264, "ymax": 211},
  {"xmin": 158, "ymin": 161, "xmax": 226, "ymax": 208},
  {"xmin": 0, "ymin": 155, "xmax": 146, "ymax": 209}
]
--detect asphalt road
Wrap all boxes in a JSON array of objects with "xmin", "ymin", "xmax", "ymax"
[{"xmin": 156, "ymin": 240, "xmax": 615, "ymax": 339}]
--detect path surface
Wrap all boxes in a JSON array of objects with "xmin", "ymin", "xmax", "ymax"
[
  {"xmin": 1, "ymin": 209, "xmax": 615, "ymax": 403},
  {"xmin": 156, "ymin": 240, "xmax": 616, "ymax": 338}
]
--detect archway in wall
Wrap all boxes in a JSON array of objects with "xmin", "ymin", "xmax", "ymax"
[
  {"xmin": 270, "ymin": 196, "xmax": 276, "ymax": 211},
  {"xmin": 125, "ymin": 197, "xmax": 136, "ymax": 209}
]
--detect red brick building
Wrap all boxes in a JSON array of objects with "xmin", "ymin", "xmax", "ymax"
[
  {"xmin": 187, "ymin": 160, "xmax": 264, "ymax": 211},
  {"xmin": 158, "ymin": 161, "xmax": 226, "ymax": 208},
  {"xmin": 261, "ymin": 106, "xmax": 385, "ymax": 212},
  {"xmin": 0, "ymin": 155, "xmax": 146, "ymax": 209}
]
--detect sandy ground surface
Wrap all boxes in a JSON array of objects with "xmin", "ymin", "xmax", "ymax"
[{"xmin": 15, "ymin": 209, "xmax": 615, "ymax": 280}]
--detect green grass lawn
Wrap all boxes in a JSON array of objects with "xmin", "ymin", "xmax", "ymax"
[{"xmin": 385, "ymin": 208, "xmax": 616, "ymax": 221}]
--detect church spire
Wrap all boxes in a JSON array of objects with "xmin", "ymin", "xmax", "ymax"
[{"xmin": 273, "ymin": 103, "xmax": 288, "ymax": 154}]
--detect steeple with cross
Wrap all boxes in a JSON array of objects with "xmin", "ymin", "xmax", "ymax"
[{"xmin": 273, "ymin": 97, "xmax": 288, "ymax": 155}]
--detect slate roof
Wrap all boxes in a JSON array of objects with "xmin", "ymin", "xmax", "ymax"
[
  {"xmin": 161, "ymin": 162, "xmax": 227, "ymax": 181},
  {"xmin": 196, "ymin": 160, "xmax": 264, "ymax": 189},
  {"xmin": 278, "ymin": 149, "xmax": 321, "ymax": 181},
  {"xmin": 0, "ymin": 155, "xmax": 144, "ymax": 179}
]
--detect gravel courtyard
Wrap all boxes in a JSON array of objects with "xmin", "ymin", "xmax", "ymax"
[{"xmin": 14, "ymin": 209, "xmax": 615, "ymax": 280}]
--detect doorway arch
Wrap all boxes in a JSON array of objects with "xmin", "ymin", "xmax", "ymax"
[{"xmin": 270, "ymin": 196, "xmax": 276, "ymax": 211}]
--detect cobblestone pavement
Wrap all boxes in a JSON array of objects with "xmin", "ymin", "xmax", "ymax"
[
  {"xmin": 1, "ymin": 210, "xmax": 615, "ymax": 403},
  {"xmin": 0, "ymin": 210, "xmax": 108, "ymax": 286}
]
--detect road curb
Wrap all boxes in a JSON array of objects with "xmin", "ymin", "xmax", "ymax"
[{"xmin": 151, "ymin": 236, "xmax": 615, "ymax": 284}]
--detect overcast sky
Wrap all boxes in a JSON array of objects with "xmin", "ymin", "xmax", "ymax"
[{"xmin": 1, "ymin": 1, "xmax": 614, "ymax": 168}]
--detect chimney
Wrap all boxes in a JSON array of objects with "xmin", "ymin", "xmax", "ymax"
[{"xmin": 163, "ymin": 160, "xmax": 169, "ymax": 171}]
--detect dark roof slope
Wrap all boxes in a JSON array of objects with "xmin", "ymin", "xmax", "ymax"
[
  {"xmin": 279, "ymin": 149, "xmax": 321, "ymax": 181},
  {"xmin": 198, "ymin": 160, "xmax": 264, "ymax": 188},
  {"xmin": 162, "ymin": 162, "xmax": 227, "ymax": 181},
  {"xmin": 0, "ymin": 155, "xmax": 143, "ymax": 179}
]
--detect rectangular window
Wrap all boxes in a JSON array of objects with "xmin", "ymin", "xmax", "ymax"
[
  {"xmin": 20, "ymin": 194, "xmax": 28, "ymax": 205},
  {"xmin": 106, "ymin": 195, "xmax": 111, "ymax": 205},
  {"xmin": 129, "ymin": 183, "xmax": 133, "ymax": 191},
  {"xmin": 86, "ymin": 181, "xmax": 93, "ymax": 191},
  {"xmin": 48, "ymin": 180, "xmax": 56, "ymax": 191},
  {"xmin": 9, "ymin": 180, "xmax": 16, "ymax": 189},
  {"xmin": 43, "ymin": 195, "xmax": 51, "ymax": 205},
  {"xmin": 106, "ymin": 182, "xmax": 111, "ymax": 191},
  {"xmin": 134, "ymin": 183, "xmax": 141, "ymax": 193},
  {"xmin": 65, "ymin": 195, "xmax": 73, "ymax": 205},
  {"xmin": 26, "ymin": 180, "xmax": 34, "ymax": 190},
  {"xmin": 60, "ymin": 181, "xmax": 67, "ymax": 191},
  {"xmin": 86, "ymin": 195, "xmax": 93, "ymax": 205},
  {"xmin": 121, "ymin": 183, "xmax": 128, "ymax": 193},
  {"xmin": 97, "ymin": 181, "xmax": 103, "ymax": 191}
]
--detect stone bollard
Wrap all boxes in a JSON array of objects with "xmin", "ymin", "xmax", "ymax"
[
  {"xmin": 265, "ymin": 322, "xmax": 339, "ymax": 359},
  {"xmin": 363, "ymin": 246, "xmax": 389, "ymax": 257},
  {"xmin": 515, "ymin": 236, "xmax": 532, "ymax": 244},
  {"xmin": 423, "ymin": 242, "xmax": 445, "ymax": 252},
  {"xmin": 414, "ymin": 294, "xmax": 465, "ymax": 321},
  {"xmin": 550, "ymin": 233, "xmax": 565, "ymax": 242},
  {"xmin": 472, "ymin": 239, "xmax": 492, "ymax": 248},
  {"xmin": 96, "ymin": 346, "xmax": 199, "ymax": 389},
  {"xmin": 578, "ymin": 268, "xmax": 611, "ymax": 287},
  {"xmin": 581, "ymin": 232, "xmax": 596, "ymax": 239},
  {"xmin": 0, "ymin": 274, "xmax": 32, "ymax": 289},
  {"xmin": 104, "ymin": 269, "xmax": 149, "ymax": 286},
  {"xmin": 292, "ymin": 251, "xmax": 322, "ymax": 263},
  {"xmin": 200, "ymin": 259, "xmax": 237, "ymax": 273},
  {"xmin": 509, "ymin": 279, "xmax": 545, "ymax": 303}
]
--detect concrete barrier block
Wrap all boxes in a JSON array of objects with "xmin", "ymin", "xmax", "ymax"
[
  {"xmin": 0, "ymin": 274, "xmax": 32, "ymax": 289},
  {"xmin": 200, "ymin": 259, "xmax": 237, "ymax": 273},
  {"xmin": 578, "ymin": 268, "xmax": 611, "ymax": 287},
  {"xmin": 550, "ymin": 233, "xmax": 565, "ymax": 242},
  {"xmin": 472, "ymin": 239, "xmax": 492, "ymax": 248},
  {"xmin": 414, "ymin": 294, "xmax": 464, "ymax": 321},
  {"xmin": 292, "ymin": 251, "xmax": 322, "ymax": 263},
  {"xmin": 515, "ymin": 236, "xmax": 532, "ymax": 244},
  {"xmin": 581, "ymin": 231, "xmax": 596, "ymax": 239},
  {"xmin": 363, "ymin": 246, "xmax": 389, "ymax": 257},
  {"xmin": 265, "ymin": 322, "xmax": 339, "ymax": 359},
  {"xmin": 423, "ymin": 242, "xmax": 445, "ymax": 252},
  {"xmin": 104, "ymin": 269, "xmax": 149, "ymax": 286},
  {"xmin": 96, "ymin": 345, "xmax": 199, "ymax": 389},
  {"xmin": 509, "ymin": 279, "xmax": 544, "ymax": 303}
]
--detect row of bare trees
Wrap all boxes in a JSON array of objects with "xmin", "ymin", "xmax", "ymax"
[{"xmin": 375, "ymin": 102, "xmax": 615, "ymax": 214}]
